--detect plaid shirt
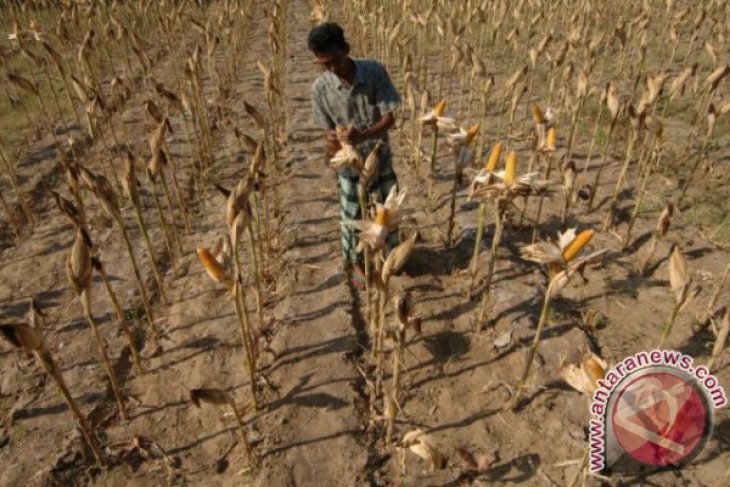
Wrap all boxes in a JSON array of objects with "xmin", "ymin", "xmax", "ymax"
[
  {"xmin": 311, "ymin": 58, "xmax": 402, "ymax": 264},
  {"xmin": 311, "ymin": 58, "xmax": 401, "ymax": 178}
]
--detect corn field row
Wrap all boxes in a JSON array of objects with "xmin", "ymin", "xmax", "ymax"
[{"xmin": 0, "ymin": 0, "xmax": 729, "ymax": 485}]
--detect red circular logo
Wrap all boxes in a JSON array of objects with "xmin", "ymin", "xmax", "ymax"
[{"xmin": 610, "ymin": 371, "xmax": 710, "ymax": 467}]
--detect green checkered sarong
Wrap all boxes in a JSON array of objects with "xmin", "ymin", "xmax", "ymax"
[{"xmin": 339, "ymin": 152, "xmax": 399, "ymax": 264}]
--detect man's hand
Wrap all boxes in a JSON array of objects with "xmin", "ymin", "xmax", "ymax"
[
  {"xmin": 325, "ymin": 129, "xmax": 341, "ymax": 158},
  {"xmin": 342, "ymin": 126, "xmax": 365, "ymax": 145}
]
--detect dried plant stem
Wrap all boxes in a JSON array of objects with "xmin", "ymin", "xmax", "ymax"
[
  {"xmin": 446, "ymin": 156, "xmax": 460, "ymax": 248},
  {"xmin": 228, "ymin": 399, "xmax": 252, "ymax": 462},
  {"xmin": 16, "ymin": 91, "xmax": 41, "ymax": 140},
  {"xmin": 359, "ymin": 194, "xmax": 374, "ymax": 327},
  {"xmin": 162, "ymin": 144, "xmax": 192, "ymax": 233},
  {"xmin": 150, "ymin": 180, "xmax": 175, "ymax": 257},
  {"xmin": 95, "ymin": 260, "xmax": 143, "ymax": 376},
  {"xmin": 114, "ymin": 215, "xmax": 157, "ymax": 337},
  {"xmin": 34, "ymin": 349, "xmax": 105, "ymax": 465},
  {"xmin": 637, "ymin": 236, "xmax": 659, "ymax": 276},
  {"xmin": 245, "ymin": 219, "xmax": 265, "ymax": 330},
  {"xmin": 603, "ymin": 131, "xmax": 639, "ymax": 230},
  {"xmin": 232, "ymin": 243, "xmax": 259, "ymax": 410},
  {"xmin": 249, "ymin": 190, "xmax": 266, "ymax": 273},
  {"xmin": 531, "ymin": 152, "xmax": 554, "ymax": 243},
  {"xmin": 259, "ymin": 174, "xmax": 274, "ymax": 257},
  {"xmin": 410, "ymin": 109, "xmax": 419, "ymax": 167},
  {"xmin": 437, "ymin": 32, "xmax": 447, "ymax": 98},
  {"xmin": 263, "ymin": 131, "xmax": 281, "ymax": 223},
  {"xmin": 58, "ymin": 70, "xmax": 84, "ymax": 129},
  {"xmin": 131, "ymin": 202, "xmax": 168, "ymax": 305},
  {"xmin": 565, "ymin": 95, "xmax": 587, "ymax": 162},
  {"xmin": 375, "ymin": 280, "xmax": 389, "ymax": 398},
  {"xmin": 513, "ymin": 286, "xmax": 553, "ymax": 409},
  {"xmin": 624, "ymin": 149, "xmax": 661, "ymax": 247},
  {"xmin": 371, "ymin": 253, "xmax": 384, "ymax": 354},
  {"xmin": 677, "ymin": 137, "xmax": 711, "ymax": 206},
  {"xmin": 386, "ymin": 325, "xmax": 405, "ymax": 444},
  {"xmin": 41, "ymin": 64, "xmax": 66, "ymax": 123},
  {"xmin": 587, "ymin": 119, "xmax": 617, "ymax": 210},
  {"xmin": 90, "ymin": 125, "xmax": 121, "ymax": 188},
  {"xmin": 468, "ymin": 202, "xmax": 487, "ymax": 294},
  {"xmin": 30, "ymin": 86, "xmax": 65, "ymax": 156},
  {"xmin": 578, "ymin": 104, "xmax": 605, "ymax": 186},
  {"xmin": 477, "ymin": 205, "xmax": 505, "ymax": 325},
  {"xmin": 428, "ymin": 127, "xmax": 439, "ymax": 197},
  {"xmin": 79, "ymin": 292, "xmax": 128, "ymax": 420},
  {"xmin": 157, "ymin": 174, "xmax": 183, "ymax": 253},
  {"xmin": 0, "ymin": 137, "xmax": 34, "ymax": 225},
  {"xmin": 658, "ymin": 301, "xmax": 682, "ymax": 349}
]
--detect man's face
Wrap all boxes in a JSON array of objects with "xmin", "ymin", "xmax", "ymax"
[{"xmin": 314, "ymin": 48, "xmax": 349, "ymax": 78}]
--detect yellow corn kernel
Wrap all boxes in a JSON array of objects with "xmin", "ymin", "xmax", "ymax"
[
  {"xmin": 485, "ymin": 142, "xmax": 503, "ymax": 171},
  {"xmin": 504, "ymin": 151, "xmax": 517, "ymax": 185},
  {"xmin": 546, "ymin": 126, "xmax": 556, "ymax": 150},
  {"xmin": 464, "ymin": 123, "xmax": 480, "ymax": 145},
  {"xmin": 532, "ymin": 105, "xmax": 544, "ymax": 124},
  {"xmin": 562, "ymin": 229, "xmax": 594, "ymax": 262},
  {"xmin": 375, "ymin": 206, "xmax": 389, "ymax": 226},
  {"xmin": 434, "ymin": 100, "xmax": 447, "ymax": 117}
]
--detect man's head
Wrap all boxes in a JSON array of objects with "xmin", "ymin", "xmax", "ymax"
[{"xmin": 308, "ymin": 23, "xmax": 351, "ymax": 77}]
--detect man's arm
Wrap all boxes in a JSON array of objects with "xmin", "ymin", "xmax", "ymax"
[
  {"xmin": 312, "ymin": 82, "xmax": 340, "ymax": 157},
  {"xmin": 344, "ymin": 62, "xmax": 401, "ymax": 144},
  {"xmin": 345, "ymin": 112, "xmax": 395, "ymax": 144}
]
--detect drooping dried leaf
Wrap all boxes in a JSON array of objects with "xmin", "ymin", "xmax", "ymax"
[
  {"xmin": 244, "ymin": 102, "xmax": 266, "ymax": 130},
  {"xmin": 381, "ymin": 232, "xmax": 418, "ymax": 286},
  {"xmin": 703, "ymin": 64, "xmax": 729, "ymax": 92},
  {"xmin": 605, "ymin": 82, "xmax": 620, "ymax": 121},
  {"xmin": 28, "ymin": 298, "xmax": 46, "ymax": 330},
  {"xmin": 656, "ymin": 201, "xmax": 673, "ymax": 238},
  {"xmin": 67, "ymin": 227, "xmax": 93, "ymax": 293},
  {"xmin": 43, "ymin": 42, "xmax": 65, "ymax": 74},
  {"xmin": 0, "ymin": 323, "xmax": 44, "ymax": 352},
  {"xmin": 669, "ymin": 245, "xmax": 691, "ymax": 305},
  {"xmin": 145, "ymin": 99, "xmax": 164, "ymax": 124},
  {"xmin": 148, "ymin": 119, "xmax": 168, "ymax": 154},
  {"xmin": 70, "ymin": 75, "xmax": 90, "ymax": 104},
  {"xmin": 7, "ymin": 73, "xmax": 39, "ymax": 96},
  {"xmin": 668, "ymin": 63, "xmax": 697, "ymax": 101}
]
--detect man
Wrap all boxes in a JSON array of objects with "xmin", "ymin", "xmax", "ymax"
[{"xmin": 308, "ymin": 22, "xmax": 401, "ymax": 287}]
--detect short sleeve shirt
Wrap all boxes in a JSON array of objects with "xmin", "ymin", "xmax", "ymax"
[{"xmin": 311, "ymin": 58, "xmax": 401, "ymax": 178}]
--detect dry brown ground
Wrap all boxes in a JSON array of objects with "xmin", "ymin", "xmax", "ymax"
[{"xmin": 0, "ymin": 1, "xmax": 729, "ymax": 486}]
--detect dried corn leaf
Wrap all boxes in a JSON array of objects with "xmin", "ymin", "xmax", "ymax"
[
  {"xmin": 669, "ymin": 246, "xmax": 690, "ymax": 305},
  {"xmin": 0, "ymin": 323, "xmax": 44, "ymax": 352}
]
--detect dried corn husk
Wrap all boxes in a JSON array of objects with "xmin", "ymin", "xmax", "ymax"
[
  {"xmin": 402, "ymin": 429, "xmax": 444, "ymax": 471},
  {"xmin": 560, "ymin": 351, "xmax": 607, "ymax": 395}
]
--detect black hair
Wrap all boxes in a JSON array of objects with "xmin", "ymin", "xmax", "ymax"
[{"xmin": 307, "ymin": 22, "xmax": 348, "ymax": 53}]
